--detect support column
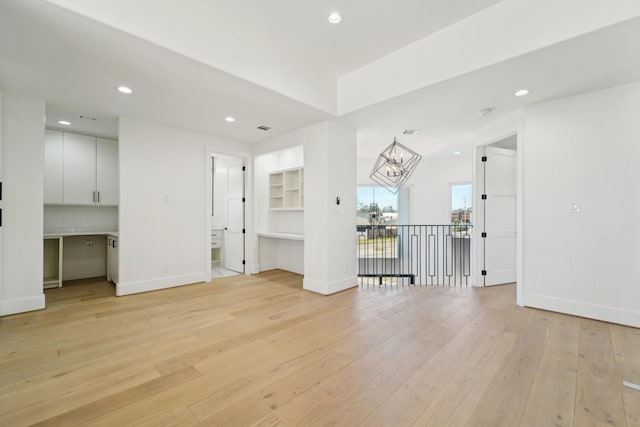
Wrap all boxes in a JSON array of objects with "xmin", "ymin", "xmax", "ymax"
[{"xmin": 303, "ymin": 121, "xmax": 357, "ymax": 294}]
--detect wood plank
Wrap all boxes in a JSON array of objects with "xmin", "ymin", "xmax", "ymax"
[
  {"xmin": 520, "ymin": 312, "xmax": 580, "ymax": 427},
  {"xmin": 31, "ymin": 367, "xmax": 201, "ymax": 426},
  {"xmin": 273, "ymin": 326, "xmax": 444, "ymax": 426},
  {"xmin": 574, "ymin": 318, "xmax": 627, "ymax": 426},
  {"xmin": 464, "ymin": 309, "xmax": 549, "ymax": 426},
  {"xmin": 410, "ymin": 329, "xmax": 517, "ymax": 426}
]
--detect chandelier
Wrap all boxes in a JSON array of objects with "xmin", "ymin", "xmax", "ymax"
[{"xmin": 370, "ymin": 137, "xmax": 422, "ymax": 194}]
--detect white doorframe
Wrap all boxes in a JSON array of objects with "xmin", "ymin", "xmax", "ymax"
[
  {"xmin": 203, "ymin": 145, "xmax": 252, "ymax": 282},
  {"xmin": 472, "ymin": 120, "xmax": 524, "ymax": 306}
]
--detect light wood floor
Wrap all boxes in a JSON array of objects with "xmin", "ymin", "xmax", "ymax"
[{"xmin": 0, "ymin": 271, "xmax": 638, "ymax": 426}]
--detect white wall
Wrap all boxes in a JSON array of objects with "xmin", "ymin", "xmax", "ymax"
[
  {"xmin": 61, "ymin": 235, "xmax": 107, "ymax": 280},
  {"xmin": 408, "ymin": 156, "xmax": 472, "ymax": 225},
  {"xmin": 304, "ymin": 121, "xmax": 357, "ymax": 294},
  {"xmin": 44, "ymin": 205, "xmax": 118, "ymax": 233},
  {"xmin": 0, "ymin": 93, "xmax": 45, "ymax": 315},
  {"xmin": 117, "ymin": 117, "xmax": 246, "ymax": 295},
  {"xmin": 523, "ymin": 81, "xmax": 640, "ymax": 327}
]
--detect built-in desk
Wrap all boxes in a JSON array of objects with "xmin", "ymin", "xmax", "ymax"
[
  {"xmin": 257, "ymin": 232, "xmax": 304, "ymax": 241},
  {"xmin": 257, "ymin": 232, "xmax": 304, "ymax": 274},
  {"xmin": 43, "ymin": 230, "xmax": 119, "ymax": 289}
]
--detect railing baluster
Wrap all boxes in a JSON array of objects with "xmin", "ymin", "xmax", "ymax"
[{"xmin": 357, "ymin": 224, "xmax": 473, "ymax": 288}]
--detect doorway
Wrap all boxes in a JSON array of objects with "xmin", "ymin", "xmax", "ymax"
[
  {"xmin": 209, "ymin": 153, "xmax": 245, "ymax": 279},
  {"xmin": 473, "ymin": 133, "xmax": 522, "ymax": 300}
]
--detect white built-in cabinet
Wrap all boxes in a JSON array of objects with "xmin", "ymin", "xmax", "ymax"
[
  {"xmin": 96, "ymin": 138, "xmax": 119, "ymax": 205},
  {"xmin": 44, "ymin": 129, "xmax": 118, "ymax": 205},
  {"xmin": 44, "ymin": 130, "xmax": 64, "ymax": 204},
  {"xmin": 269, "ymin": 167, "xmax": 304, "ymax": 209}
]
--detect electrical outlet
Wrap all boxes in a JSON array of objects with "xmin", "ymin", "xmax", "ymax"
[{"xmin": 571, "ymin": 203, "xmax": 581, "ymax": 214}]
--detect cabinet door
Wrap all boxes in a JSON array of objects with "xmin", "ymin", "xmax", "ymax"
[
  {"xmin": 44, "ymin": 130, "xmax": 64, "ymax": 204},
  {"xmin": 96, "ymin": 138, "xmax": 119, "ymax": 205},
  {"xmin": 107, "ymin": 236, "xmax": 119, "ymax": 284},
  {"xmin": 63, "ymin": 132, "xmax": 97, "ymax": 204}
]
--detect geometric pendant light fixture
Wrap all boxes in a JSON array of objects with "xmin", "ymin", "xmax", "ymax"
[{"xmin": 370, "ymin": 137, "xmax": 422, "ymax": 194}]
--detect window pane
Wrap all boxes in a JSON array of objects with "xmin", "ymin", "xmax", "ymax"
[
  {"xmin": 451, "ymin": 184, "xmax": 472, "ymax": 224},
  {"xmin": 357, "ymin": 186, "xmax": 398, "ymax": 226}
]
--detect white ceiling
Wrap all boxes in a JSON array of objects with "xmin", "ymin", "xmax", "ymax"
[
  {"xmin": 40, "ymin": 0, "xmax": 503, "ymax": 113},
  {"xmin": 0, "ymin": 0, "xmax": 329, "ymax": 142},
  {"xmin": 1, "ymin": 0, "xmax": 640, "ymax": 160},
  {"xmin": 348, "ymin": 17, "xmax": 640, "ymax": 159}
]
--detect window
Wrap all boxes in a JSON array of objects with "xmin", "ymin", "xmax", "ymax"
[
  {"xmin": 357, "ymin": 186, "xmax": 398, "ymax": 227},
  {"xmin": 451, "ymin": 183, "xmax": 472, "ymax": 224}
]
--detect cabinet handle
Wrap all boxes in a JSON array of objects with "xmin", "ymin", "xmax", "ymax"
[
  {"xmin": 97, "ymin": 191, "xmax": 101, "ymax": 203},
  {"xmin": 92, "ymin": 191, "xmax": 96, "ymax": 203}
]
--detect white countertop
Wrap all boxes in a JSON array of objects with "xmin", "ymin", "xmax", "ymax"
[
  {"xmin": 257, "ymin": 232, "xmax": 304, "ymax": 241},
  {"xmin": 44, "ymin": 230, "xmax": 119, "ymax": 238}
]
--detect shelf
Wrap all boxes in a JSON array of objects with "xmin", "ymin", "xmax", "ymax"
[{"xmin": 269, "ymin": 167, "xmax": 304, "ymax": 209}]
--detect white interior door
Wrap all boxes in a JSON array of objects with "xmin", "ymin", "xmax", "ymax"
[
  {"xmin": 225, "ymin": 164, "xmax": 245, "ymax": 273},
  {"xmin": 482, "ymin": 146, "xmax": 517, "ymax": 286}
]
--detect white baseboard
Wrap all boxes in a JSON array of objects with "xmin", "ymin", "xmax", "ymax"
[
  {"xmin": 116, "ymin": 272, "xmax": 206, "ymax": 296},
  {"xmin": 0, "ymin": 294, "xmax": 45, "ymax": 316},
  {"xmin": 304, "ymin": 275, "xmax": 358, "ymax": 295},
  {"xmin": 524, "ymin": 292, "xmax": 640, "ymax": 328}
]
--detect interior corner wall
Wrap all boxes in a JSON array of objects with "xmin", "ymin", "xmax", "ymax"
[
  {"xmin": 117, "ymin": 117, "xmax": 210, "ymax": 295},
  {"xmin": 0, "ymin": 93, "xmax": 45, "ymax": 315},
  {"xmin": 523, "ymin": 81, "xmax": 640, "ymax": 327}
]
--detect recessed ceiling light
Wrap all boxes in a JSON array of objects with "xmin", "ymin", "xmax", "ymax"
[
  {"xmin": 454, "ymin": 151, "xmax": 462, "ymax": 156},
  {"xmin": 328, "ymin": 12, "xmax": 342, "ymax": 24},
  {"xmin": 58, "ymin": 120, "xmax": 71, "ymax": 126},
  {"xmin": 514, "ymin": 89, "xmax": 529, "ymax": 97},
  {"xmin": 117, "ymin": 85, "xmax": 133, "ymax": 94},
  {"xmin": 225, "ymin": 116, "xmax": 235, "ymax": 123}
]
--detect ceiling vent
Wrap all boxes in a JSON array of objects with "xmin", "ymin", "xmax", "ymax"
[
  {"xmin": 477, "ymin": 107, "xmax": 494, "ymax": 117},
  {"xmin": 257, "ymin": 125, "xmax": 271, "ymax": 131},
  {"xmin": 402, "ymin": 129, "xmax": 419, "ymax": 135},
  {"xmin": 79, "ymin": 115, "xmax": 97, "ymax": 121}
]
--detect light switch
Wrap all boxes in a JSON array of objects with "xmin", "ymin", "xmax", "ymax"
[{"xmin": 571, "ymin": 203, "xmax": 581, "ymax": 214}]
